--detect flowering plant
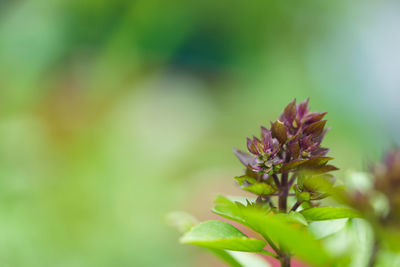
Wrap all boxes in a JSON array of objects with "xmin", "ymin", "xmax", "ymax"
[{"xmin": 168, "ymin": 99, "xmax": 400, "ymax": 267}]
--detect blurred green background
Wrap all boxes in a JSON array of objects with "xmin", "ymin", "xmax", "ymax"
[{"xmin": 0, "ymin": 0, "xmax": 399, "ymax": 266}]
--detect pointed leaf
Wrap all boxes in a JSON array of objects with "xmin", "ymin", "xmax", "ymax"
[
  {"xmin": 214, "ymin": 195, "xmax": 257, "ymax": 206},
  {"xmin": 303, "ymin": 120, "xmax": 327, "ymax": 136},
  {"xmin": 283, "ymin": 99, "xmax": 297, "ymax": 123},
  {"xmin": 300, "ymin": 207, "xmax": 362, "ymax": 221},
  {"xmin": 212, "ymin": 197, "xmax": 331, "ymax": 266},
  {"xmin": 300, "ymin": 173, "xmax": 336, "ymax": 193},
  {"xmin": 233, "ymin": 148, "xmax": 256, "ymax": 166},
  {"xmin": 300, "ymin": 156, "xmax": 334, "ymax": 169},
  {"xmin": 304, "ymin": 112, "xmax": 327, "ymax": 124},
  {"xmin": 180, "ymin": 220, "xmax": 266, "ymax": 252},
  {"xmin": 297, "ymin": 98, "xmax": 309, "ymax": 118},
  {"xmin": 288, "ymin": 142, "xmax": 300, "ymax": 159},
  {"xmin": 242, "ymin": 183, "xmax": 277, "ymax": 195},
  {"xmin": 235, "ymin": 176, "xmax": 277, "ymax": 196},
  {"xmin": 274, "ymin": 212, "xmax": 308, "ymax": 226},
  {"xmin": 281, "ymin": 159, "xmax": 307, "ymax": 172},
  {"xmin": 247, "ymin": 137, "xmax": 259, "ymax": 155},
  {"xmin": 240, "ymin": 209, "xmax": 331, "ymax": 266},
  {"xmin": 271, "ymin": 120, "xmax": 287, "ymax": 144},
  {"xmin": 235, "ymin": 176, "xmax": 258, "ymax": 186},
  {"xmin": 305, "ymin": 164, "xmax": 339, "ymax": 174}
]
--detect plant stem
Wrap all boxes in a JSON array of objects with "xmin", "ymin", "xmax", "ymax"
[
  {"xmin": 288, "ymin": 173, "xmax": 297, "ymax": 188},
  {"xmin": 277, "ymin": 170, "xmax": 291, "ymax": 266},
  {"xmin": 290, "ymin": 201, "xmax": 302, "ymax": 212},
  {"xmin": 260, "ymin": 233, "xmax": 281, "ymax": 256},
  {"xmin": 280, "ymin": 255, "xmax": 291, "ymax": 267},
  {"xmin": 260, "ymin": 249, "xmax": 280, "ymax": 259},
  {"xmin": 367, "ymin": 240, "xmax": 379, "ymax": 267},
  {"xmin": 272, "ymin": 174, "xmax": 281, "ymax": 187},
  {"xmin": 279, "ymin": 173, "xmax": 288, "ymax": 212},
  {"xmin": 269, "ymin": 193, "xmax": 295, "ymax": 196},
  {"xmin": 266, "ymin": 197, "xmax": 277, "ymax": 210}
]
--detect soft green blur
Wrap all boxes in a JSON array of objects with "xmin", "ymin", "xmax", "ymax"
[{"xmin": 0, "ymin": 0, "xmax": 399, "ymax": 266}]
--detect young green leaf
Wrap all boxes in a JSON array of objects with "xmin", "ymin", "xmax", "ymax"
[
  {"xmin": 242, "ymin": 209, "xmax": 331, "ymax": 266},
  {"xmin": 274, "ymin": 212, "xmax": 308, "ymax": 226},
  {"xmin": 214, "ymin": 194, "xmax": 256, "ymax": 206},
  {"xmin": 235, "ymin": 176, "xmax": 258, "ymax": 186},
  {"xmin": 235, "ymin": 176, "xmax": 277, "ymax": 196},
  {"xmin": 242, "ymin": 183, "xmax": 277, "ymax": 195},
  {"xmin": 212, "ymin": 195, "xmax": 256, "ymax": 225},
  {"xmin": 212, "ymin": 196, "xmax": 331, "ymax": 266},
  {"xmin": 180, "ymin": 220, "xmax": 267, "ymax": 252},
  {"xmin": 300, "ymin": 207, "xmax": 362, "ymax": 221}
]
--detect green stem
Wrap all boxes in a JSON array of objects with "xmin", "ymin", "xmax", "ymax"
[
  {"xmin": 260, "ymin": 233, "xmax": 281, "ymax": 256},
  {"xmin": 260, "ymin": 249, "xmax": 280, "ymax": 259}
]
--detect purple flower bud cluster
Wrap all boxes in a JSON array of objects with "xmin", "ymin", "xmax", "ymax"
[
  {"xmin": 372, "ymin": 149, "xmax": 400, "ymax": 221},
  {"xmin": 373, "ymin": 149, "xmax": 400, "ymax": 193},
  {"xmin": 235, "ymin": 99, "xmax": 334, "ymax": 178},
  {"xmin": 348, "ymin": 149, "xmax": 400, "ymax": 223}
]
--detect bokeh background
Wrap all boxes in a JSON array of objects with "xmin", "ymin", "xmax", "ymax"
[{"xmin": 0, "ymin": 0, "xmax": 400, "ymax": 266}]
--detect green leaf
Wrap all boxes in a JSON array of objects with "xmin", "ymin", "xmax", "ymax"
[
  {"xmin": 235, "ymin": 176, "xmax": 277, "ymax": 195},
  {"xmin": 215, "ymin": 194, "xmax": 239, "ymax": 204},
  {"xmin": 243, "ymin": 183, "xmax": 277, "ymax": 195},
  {"xmin": 215, "ymin": 194, "xmax": 256, "ymax": 205},
  {"xmin": 241, "ymin": 210, "xmax": 331, "ymax": 266},
  {"xmin": 212, "ymin": 196, "xmax": 331, "ymax": 266},
  {"xmin": 213, "ymin": 195, "xmax": 264, "ymax": 225},
  {"xmin": 274, "ymin": 212, "xmax": 308, "ymax": 226},
  {"xmin": 180, "ymin": 220, "xmax": 266, "ymax": 252},
  {"xmin": 300, "ymin": 207, "xmax": 362, "ymax": 221},
  {"xmin": 235, "ymin": 176, "xmax": 258, "ymax": 186},
  {"xmin": 298, "ymin": 192, "xmax": 311, "ymax": 202},
  {"xmin": 298, "ymin": 173, "xmax": 335, "ymax": 194}
]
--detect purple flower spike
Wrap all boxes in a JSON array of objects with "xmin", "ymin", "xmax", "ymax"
[{"xmin": 235, "ymin": 98, "xmax": 336, "ymax": 177}]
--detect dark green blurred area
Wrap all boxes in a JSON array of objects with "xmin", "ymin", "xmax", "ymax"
[{"xmin": 0, "ymin": 0, "xmax": 399, "ymax": 266}]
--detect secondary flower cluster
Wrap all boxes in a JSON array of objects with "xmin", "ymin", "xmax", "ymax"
[
  {"xmin": 235, "ymin": 99, "xmax": 334, "ymax": 178},
  {"xmin": 358, "ymin": 149, "xmax": 400, "ymax": 223},
  {"xmin": 372, "ymin": 149, "xmax": 400, "ymax": 205},
  {"xmin": 345, "ymin": 149, "xmax": 400, "ymax": 225}
]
